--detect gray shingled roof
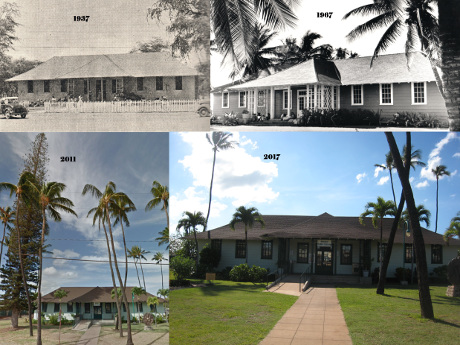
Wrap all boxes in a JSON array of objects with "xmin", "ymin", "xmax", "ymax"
[
  {"xmin": 7, "ymin": 53, "xmax": 199, "ymax": 81},
  {"xmin": 197, "ymin": 212, "xmax": 459, "ymax": 245}
]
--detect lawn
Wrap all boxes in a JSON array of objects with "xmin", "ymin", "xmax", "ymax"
[
  {"xmin": 169, "ymin": 280, "xmax": 298, "ymax": 345},
  {"xmin": 337, "ymin": 285, "xmax": 460, "ymax": 345}
]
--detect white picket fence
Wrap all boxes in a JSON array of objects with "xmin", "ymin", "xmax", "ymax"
[{"xmin": 44, "ymin": 100, "xmax": 199, "ymax": 113}]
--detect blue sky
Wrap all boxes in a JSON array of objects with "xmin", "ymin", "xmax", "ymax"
[
  {"xmin": 171, "ymin": 132, "xmax": 459, "ymax": 238},
  {"xmin": 0, "ymin": 132, "xmax": 169, "ymax": 295}
]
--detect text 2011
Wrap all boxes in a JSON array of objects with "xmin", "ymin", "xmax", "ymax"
[
  {"xmin": 74, "ymin": 16, "xmax": 90, "ymax": 22},
  {"xmin": 61, "ymin": 157, "xmax": 76, "ymax": 162},
  {"xmin": 317, "ymin": 12, "xmax": 332, "ymax": 18},
  {"xmin": 264, "ymin": 154, "xmax": 280, "ymax": 160}
]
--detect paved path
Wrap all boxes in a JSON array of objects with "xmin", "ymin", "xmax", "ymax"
[
  {"xmin": 260, "ymin": 286, "xmax": 352, "ymax": 345},
  {"xmin": 76, "ymin": 324, "xmax": 102, "ymax": 345},
  {"xmin": 266, "ymin": 275, "xmax": 302, "ymax": 296}
]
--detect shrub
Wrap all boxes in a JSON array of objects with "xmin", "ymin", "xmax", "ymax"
[
  {"xmin": 48, "ymin": 314, "xmax": 59, "ymax": 325},
  {"xmin": 170, "ymin": 255, "xmax": 195, "ymax": 281},
  {"xmin": 170, "ymin": 279, "xmax": 192, "ymax": 287},
  {"xmin": 251, "ymin": 265, "xmax": 268, "ymax": 282},
  {"xmin": 432, "ymin": 265, "xmax": 449, "ymax": 284},
  {"xmin": 395, "ymin": 267, "xmax": 412, "ymax": 282},
  {"xmin": 229, "ymin": 264, "xmax": 268, "ymax": 282},
  {"xmin": 217, "ymin": 266, "xmax": 233, "ymax": 280},
  {"xmin": 199, "ymin": 244, "xmax": 221, "ymax": 272},
  {"xmin": 155, "ymin": 314, "xmax": 167, "ymax": 323}
]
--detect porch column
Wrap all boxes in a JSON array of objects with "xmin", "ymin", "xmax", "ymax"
[
  {"xmin": 270, "ymin": 86, "xmax": 275, "ymax": 119},
  {"xmin": 247, "ymin": 90, "xmax": 251, "ymax": 113},
  {"xmin": 101, "ymin": 78, "xmax": 104, "ymax": 102},
  {"xmin": 253, "ymin": 88, "xmax": 258, "ymax": 114},
  {"xmin": 287, "ymin": 86, "xmax": 291, "ymax": 113},
  {"xmin": 265, "ymin": 89, "xmax": 269, "ymax": 116}
]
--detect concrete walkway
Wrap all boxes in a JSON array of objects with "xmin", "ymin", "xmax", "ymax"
[
  {"xmin": 266, "ymin": 275, "xmax": 303, "ymax": 296},
  {"xmin": 76, "ymin": 324, "xmax": 102, "ymax": 345},
  {"xmin": 260, "ymin": 286, "xmax": 352, "ymax": 345}
]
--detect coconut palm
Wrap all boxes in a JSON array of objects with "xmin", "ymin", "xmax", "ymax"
[
  {"xmin": 155, "ymin": 227, "xmax": 169, "ymax": 249},
  {"xmin": 402, "ymin": 204, "xmax": 431, "ymax": 228},
  {"xmin": 127, "ymin": 245, "xmax": 149, "ymax": 291},
  {"xmin": 229, "ymin": 206, "xmax": 265, "ymax": 264},
  {"xmin": 444, "ymin": 212, "xmax": 460, "ymax": 243},
  {"xmin": 153, "ymin": 252, "xmax": 167, "ymax": 290},
  {"xmin": 0, "ymin": 171, "xmax": 37, "ymax": 336},
  {"xmin": 359, "ymin": 196, "xmax": 396, "ymax": 278},
  {"xmin": 111, "ymin": 288, "xmax": 122, "ymax": 330},
  {"xmin": 205, "ymin": 132, "xmax": 237, "ymax": 232},
  {"xmin": 0, "ymin": 206, "xmax": 15, "ymax": 268},
  {"xmin": 276, "ymin": 31, "xmax": 333, "ymax": 64},
  {"xmin": 146, "ymin": 180, "xmax": 169, "ymax": 230},
  {"xmin": 147, "ymin": 295, "xmax": 159, "ymax": 327},
  {"xmin": 82, "ymin": 182, "xmax": 135, "ymax": 344},
  {"xmin": 132, "ymin": 286, "xmax": 146, "ymax": 323},
  {"xmin": 27, "ymin": 181, "xmax": 77, "ymax": 345},
  {"xmin": 212, "ymin": 0, "xmax": 298, "ymax": 74},
  {"xmin": 53, "ymin": 289, "xmax": 68, "ymax": 345},
  {"xmin": 128, "ymin": 246, "xmax": 143, "ymax": 288},
  {"xmin": 177, "ymin": 211, "xmax": 206, "ymax": 266},
  {"xmin": 432, "ymin": 165, "xmax": 450, "ymax": 233}
]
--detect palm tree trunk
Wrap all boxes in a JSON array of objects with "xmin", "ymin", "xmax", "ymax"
[
  {"xmin": 139, "ymin": 260, "xmax": 146, "ymax": 291},
  {"xmin": 160, "ymin": 263, "xmax": 164, "ymax": 290},
  {"xmin": 389, "ymin": 170, "xmax": 396, "ymax": 207},
  {"xmin": 205, "ymin": 148, "xmax": 217, "ymax": 232},
  {"xmin": 120, "ymin": 221, "xmax": 128, "ymax": 289},
  {"xmin": 36, "ymin": 211, "xmax": 47, "ymax": 345},
  {"xmin": 386, "ymin": 132, "xmax": 434, "ymax": 319},
  {"xmin": 0, "ymin": 223, "xmax": 6, "ymax": 269},
  {"xmin": 193, "ymin": 227, "xmax": 199, "ymax": 267},
  {"xmin": 379, "ymin": 219, "xmax": 383, "ymax": 281},
  {"xmin": 164, "ymin": 201, "xmax": 169, "ymax": 230},
  {"xmin": 435, "ymin": 178, "xmax": 439, "ymax": 233},
  {"xmin": 134, "ymin": 261, "xmax": 141, "ymax": 287}
]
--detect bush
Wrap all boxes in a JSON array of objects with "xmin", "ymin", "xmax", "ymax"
[
  {"xmin": 432, "ymin": 265, "xmax": 449, "ymax": 284},
  {"xmin": 299, "ymin": 108, "xmax": 380, "ymax": 127},
  {"xmin": 229, "ymin": 264, "xmax": 268, "ymax": 282},
  {"xmin": 170, "ymin": 279, "xmax": 192, "ymax": 287},
  {"xmin": 217, "ymin": 266, "xmax": 233, "ymax": 280},
  {"xmin": 170, "ymin": 255, "xmax": 195, "ymax": 281},
  {"xmin": 48, "ymin": 314, "xmax": 59, "ymax": 326},
  {"xmin": 199, "ymin": 245, "xmax": 221, "ymax": 272},
  {"xmin": 395, "ymin": 267, "xmax": 412, "ymax": 282},
  {"xmin": 155, "ymin": 314, "xmax": 167, "ymax": 323}
]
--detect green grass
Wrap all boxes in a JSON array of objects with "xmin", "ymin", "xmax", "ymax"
[
  {"xmin": 337, "ymin": 285, "xmax": 460, "ymax": 345},
  {"xmin": 169, "ymin": 280, "xmax": 297, "ymax": 345}
]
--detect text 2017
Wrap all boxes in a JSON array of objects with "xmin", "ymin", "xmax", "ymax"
[{"xmin": 264, "ymin": 154, "xmax": 280, "ymax": 160}]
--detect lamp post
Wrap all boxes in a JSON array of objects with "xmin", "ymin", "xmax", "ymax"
[{"xmin": 403, "ymin": 221, "xmax": 411, "ymax": 284}]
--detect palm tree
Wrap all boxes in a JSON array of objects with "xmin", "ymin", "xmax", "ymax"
[
  {"xmin": 444, "ymin": 212, "xmax": 460, "ymax": 243},
  {"xmin": 147, "ymin": 295, "xmax": 159, "ymax": 327},
  {"xmin": 127, "ymin": 245, "xmax": 149, "ymax": 291},
  {"xmin": 402, "ymin": 204, "xmax": 431, "ymax": 228},
  {"xmin": 155, "ymin": 227, "xmax": 169, "ymax": 249},
  {"xmin": 0, "ymin": 171, "xmax": 37, "ymax": 336},
  {"xmin": 0, "ymin": 206, "xmax": 15, "ymax": 268},
  {"xmin": 153, "ymin": 252, "xmax": 167, "ymax": 290},
  {"xmin": 177, "ymin": 211, "xmax": 206, "ymax": 266},
  {"xmin": 432, "ymin": 165, "xmax": 450, "ymax": 233},
  {"xmin": 27, "ymin": 181, "xmax": 77, "ymax": 345},
  {"xmin": 375, "ymin": 152, "xmax": 396, "ymax": 206},
  {"xmin": 128, "ymin": 246, "xmax": 143, "ymax": 288},
  {"xmin": 146, "ymin": 180, "xmax": 169, "ymax": 230},
  {"xmin": 53, "ymin": 289, "xmax": 68, "ymax": 345},
  {"xmin": 205, "ymin": 132, "xmax": 237, "ymax": 232},
  {"xmin": 229, "ymin": 206, "xmax": 265, "ymax": 264},
  {"xmin": 132, "ymin": 286, "xmax": 146, "ymax": 323},
  {"xmin": 82, "ymin": 182, "xmax": 135, "ymax": 344},
  {"xmin": 111, "ymin": 288, "xmax": 122, "ymax": 330},
  {"xmin": 276, "ymin": 31, "xmax": 333, "ymax": 64},
  {"xmin": 359, "ymin": 196, "xmax": 396, "ymax": 279},
  {"xmin": 212, "ymin": 0, "xmax": 298, "ymax": 74}
]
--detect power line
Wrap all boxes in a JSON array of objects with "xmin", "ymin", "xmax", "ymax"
[
  {"xmin": 47, "ymin": 238, "xmax": 160, "ymax": 243},
  {"xmin": 42, "ymin": 256, "xmax": 168, "ymax": 265}
]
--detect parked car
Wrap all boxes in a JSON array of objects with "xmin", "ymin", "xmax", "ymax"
[
  {"xmin": 197, "ymin": 99, "xmax": 210, "ymax": 117},
  {"xmin": 1, "ymin": 97, "xmax": 28, "ymax": 119}
]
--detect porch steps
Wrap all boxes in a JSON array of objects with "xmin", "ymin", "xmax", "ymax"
[
  {"xmin": 310, "ymin": 275, "xmax": 361, "ymax": 285},
  {"xmin": 73, "ymin": 320, "xmax": 91, "ymax": 331}
]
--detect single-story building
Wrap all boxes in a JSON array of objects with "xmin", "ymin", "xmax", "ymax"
[
  {"xmin": 197, "ymin": 213, "xmax": 460, "ymax": 279},
  {"xmin": 38, "ymin": 286, "xmax": 165, "ymax": 321},
  {"xmin": 7, "ymin": 53, "xmax": 200, "ymax": 102},
  {"xmin": 211, "ymin": 52, "xmax": 448, "ymax": 121}
]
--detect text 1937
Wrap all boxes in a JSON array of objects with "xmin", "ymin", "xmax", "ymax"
[{"xmin": 74, "ymin": 16, "xmax": 90, "ymax": 22}]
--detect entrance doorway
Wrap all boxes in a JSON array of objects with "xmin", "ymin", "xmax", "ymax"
[
  {"xmin": 316, "ymin": 244, "xmax": 333, "ymax": 275},
  {"xmin": 94, "ymin": 305, "xmax": 102, "ymax": 320}
]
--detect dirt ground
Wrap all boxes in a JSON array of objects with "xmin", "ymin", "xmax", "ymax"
[
  {"xmin": 98, "ymin": 327, "xmax": 169, "ymax": 345},
  {"xmin": 0, "ymin": 108, "xmax": 209, "ymax": 132}
]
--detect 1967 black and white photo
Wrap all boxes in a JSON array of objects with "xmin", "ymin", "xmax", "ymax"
[
  {"xmin": 0, "ymin": 0, "xmax": 210, "ymax": 132},
  {"xmin": 210, "ymin": 0, "xmax": 459, "ymax": 131}
]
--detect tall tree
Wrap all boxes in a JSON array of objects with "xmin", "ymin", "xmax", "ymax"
[
  {"xmin": 0, "ymin": 206, "xmax": 14, "ymax": 268},
  {"xmin": 229, "ymin": 206, "xmax": 265, "ymax": 264},
  {"xmin": 128, "ymin": 246, "xmax": 143, "ymax": 288},
  {"xmin": 205, "ymin": 132, "xmax": 237, "ymax": 232},
  {"xmin": 132, "ymin": 286, "xmax": 146, "ymax": 323},
  {"xmin": 0, "ymin": 2, "xmax": 19, "ymax": 56},
  {"xmin": 153, "ymin": 252, "xmax": 167, "ymax": 290},
  {"xmin": 28, "ymin": 182, "xmax": 77, "ymax": 345},
  {"xmin": 375, "ymin": 152, "xmax": 396, "ymax": 206},
  {"xmin": 53, "ymin": 289, "xmax": 68, "ymax": 345},
  {"xmin": 386, "ymin": 132, "xmax": 434, "ymax": 318},
  {"xmin": 146, "ymin": 180, "xmax": 169, "ymax": 230},
  {"xmin": 432, "ymin": 165, "xmax": 450, "ymax": 233},
  {"xmin": 276, "ymin": 31, "xmax": 333, "ymax": 64},
  {"xmin": 130, "ymin": 38, "xmax": 171, "ymax": 53},
  {"xmin": 155, "ymin": 227, "xmax": 170, "ymax": 249},
  {"xmin": 444, "ymin": 212, "xmax": 460, "ymax": 243},
  {"xmin": 177, "ymin": 211, "xmax": 206, "ymax": 266}
]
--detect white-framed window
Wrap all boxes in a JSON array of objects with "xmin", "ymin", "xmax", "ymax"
[
  {"xmin": 379, "ymin": 83, "xmax": 393, "ymax": 105},
  {"xmin": 222, "ymin": 92, "xmax": 229, "ymax": 108},
  {"xmin": 282, "ymin": 90, "xmax": 292, "ymax": 109},
  {"xmin": 351, "ymin": 85, "xmax": 363, "ymax": 105},
  {"xmin": 411, "ymin": 82, "xmax": 427, "ymax": 105},
  {"xmin": 238, "ymin": 91, "xmax": 246, "ymax": 108},
  {"xmin": 257, "ymin": 90, "xmax": 265, "ymax": 107}
]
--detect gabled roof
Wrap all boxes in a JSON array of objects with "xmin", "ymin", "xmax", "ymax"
[
  {"xmin": 197, "ymin": 212, "xmax": 460, "ymax": 246},
  {"xmin": 7, "ymin": 53, "xmax": 199, "ymax": 81},
  {"xmin": 41, "ymin": 287, "xmax": 164, "ymax": 303}
]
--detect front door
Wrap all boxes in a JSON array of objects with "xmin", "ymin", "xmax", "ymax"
[
  {"xmin": 94, "ymin": 305, "xmax": 102, "ymax": 320},
  {"xmin": 297, "ymin": 90, "xmax": 306, "ymax": 115},
  {"xmin": 316, "ymin": 245, "xmax": 333, "ymax": 275}
]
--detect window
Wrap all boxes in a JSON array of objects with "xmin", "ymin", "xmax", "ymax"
[
  {"xmin": 105, "ymin": 302, "xmax": 112, "ymax": 314},
  {"xmin": 235, "ymin": 240, "xmax": 246, "ymax": 258},
  {"xmin": 139, "ymin": 303, "xmax": 143, "ymax": 312},
  {"xmin": 238, "ymin": 91, "xmax": 246, "ymax": 107},
  {"xmin": 283, "ymin": 90, "xmax": 292, "ymax": 109},
  {"xmin": 261, "ymin": 241, "xmax": 273, "ymax": 259},
  {"xmin": 84, "ymin": 303, "xmax": 90, "ymax": 314},
  {"xmin": 257, "ymin": 90, "xmax": 265, "ymax": 107},
  {"xmin": 211, "ymin": 239, "xmax": 222, "ymax": 257},
  {"xmin": 222, "ymin": 92, "xmax": 229, "ymax": 108},
  {"xmin": 308, "ymin": 86, "xmax": 315, "ymax": 109},
  {"xmin": 412, "ymin": 82, "xmax": 426, "ymax": 104},
  {"xmin": 68, "ymin": 80, "xmax": 75, "ymax": 96},
  {"xmin": 156, "ymin": 77, "xmax": 163, "ymax": 90},
  {"xmin": 404, "ymin": 244, "xmax": 413, "ymax": 263},
  {"xmin": 341, "ymin": 244, "xmax": 352, "ymax": 265},
  {"xmin": 431, "ymin": 245, "xmax": 442, "ymax": 264},
  {"xmin": 54, "ymin": 303, "xmax": 60, "ymax": 313},
  {"xmin": 27, "ymin": 81, "xmax": 33, "ymax": 93},
  {"xmin": 122, "ymin": 302, "xmax": 126, "ymax": 312},
  {"xmin": 44, "ymin": 80, "xmax": 50, "ymax": 93},
  {"xmin": 175, "ymin": 76, "xmax": 183, "ymax": 90},
  {"xmin": 42, "ymin": 303, "xmax": 48, "ymax": 313},
  {"xmin": 67, "ymin": 302, "xmax": 73, "ymax": 313},
  {"xmin": 60, "ymin": 79, "xmax": 67, "ymax": 93},
  {"xmin": 297, "ymin": 243, "xmax": 309, "ymax": 263},
  {"xmin": 380, "ymin": 83, "xmax": 393, "ymax": 105},
  {"xmin": 351, "ymin": 85, "xmax": 363, "ymax": 105},
  {"xmin": 137, "ymin": 77, "xmax": 144, "ymax": 91},
  {"xmin": 377, "ymin": 243, "xmax": 387, "ymax": 262}
]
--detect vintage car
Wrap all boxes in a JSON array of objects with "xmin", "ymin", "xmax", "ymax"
[
  {"xmin": 1, "ymin": 97, "xmax": 28, "ymax": 119},
  {"xmin": 197, "ymin": 98, "xmax": 210, "ymax": 117}
]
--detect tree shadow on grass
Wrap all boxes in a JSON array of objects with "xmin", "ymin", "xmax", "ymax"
[
  {"xmin": 195, "ymin": 283, "xmax": 268, "ymax": 297},
  {"xmin": 432, "ymin": 318, "xmax": 460, "ymax": 329}
]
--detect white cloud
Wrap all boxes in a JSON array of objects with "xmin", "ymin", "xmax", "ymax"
[
  {"xmin": 356, "ymin": 173, "xmax": 366, "ymax": 183},
  {"xmin": 416, "ymin": 180, "xmax": 429, "ymax": 188},
  {"xmin": 409, "ymin": 177, "xmax": 415, "ymax": 183},
  {"xmin": 453, "ymin": 153, "xmax": 460, "ymax": 158},
  {"xmin": 52, "ymin": 249, "xmax": 80, "ymax": 259},
  {"xmin": 421, "ymin": 133, "xmax": 458, "ymax": 181},
  {"xmin": 240, "ymin": 136, "xmax": 259, "ymax": 150},
  {"xmin": 374, "ymin": 165, "xmax": 384, "ymax": 178},
  {"xmin": 377, "ymin": 176, "xmax": 390, "ymax": 185}
]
